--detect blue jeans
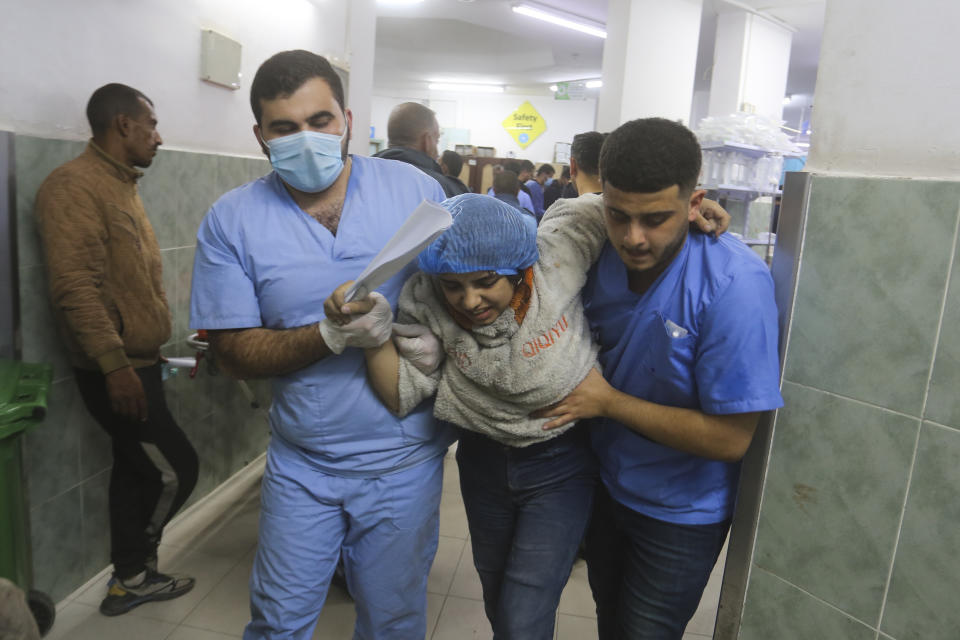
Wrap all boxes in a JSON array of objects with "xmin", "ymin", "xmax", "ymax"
[
  {"xmin": 456, "ymin": 426, "xmax": 598, "ymax": 640},
  {"xmin": 586, "ymin": 484, "xmax": 729, "ymax": 640}
]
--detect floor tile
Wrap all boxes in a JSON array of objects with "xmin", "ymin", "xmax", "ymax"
[
  {"xmin": 163, "ymin": 479, "xmax": 261, "ymax": 559},
  {"xmin": 558, "ymin": 558, "xmax": 595, "ymax": 618},
  {"xmin": 426, "ymin": 592, "xmax": 444, "ymax": 639},
  {"xmin": 311, "ymin": 584, "xmax": 355, "ymax": 639},
  {"xmin": 448, "ymin": 539, "xmax": 484, "ymax": 601},
  {"xmin": 44, "ymin": 601, "xmax": 177, "ymax": 640},
  {"xmin": 181, "ymin": 548, "xmax": 256, "ymax": 635},
  {"xmin": 167, "ymin": 627, "xmax": 238, "ymax": 640},
  {"xmin": 428, "ymin": 535, "xmax": 468, "ymax": 595},
  {"xmin": 556, "ymin": 613, "xmax": 598, "ymax": 640},
  {"xmin": 431, "ymin": 595, "xmax": 492, "ymax": 640},
  {"xmin": 438, "ymin": 489, "xmax": 470, "ymax": 539}
]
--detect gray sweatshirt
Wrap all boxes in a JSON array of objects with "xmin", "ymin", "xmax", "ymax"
[{"xmin": 395, "ymin": 193, "xmax": 608, "ymax": 447}]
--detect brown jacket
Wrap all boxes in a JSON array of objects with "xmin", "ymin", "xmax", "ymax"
[{"xmin": 34, "ymin": 141, "xmax": 171, "ymax": 373}]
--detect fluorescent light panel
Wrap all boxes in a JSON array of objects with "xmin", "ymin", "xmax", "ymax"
[
  {"xmin": 512, "ymin": 3, "xmax": 607, "ymax": 39},
  {"xmin": 429, "ymin": 82, "xmax": 504, "ymax": 93}
]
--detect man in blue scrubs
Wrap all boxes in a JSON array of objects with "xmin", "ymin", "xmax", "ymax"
[
  {"xmin": 537, "ymin": 118, "xmax": 783, "ymax": 639},
  {"xmin": 189, "ymin": 50, "xmax": 453, "ymax": 640}
]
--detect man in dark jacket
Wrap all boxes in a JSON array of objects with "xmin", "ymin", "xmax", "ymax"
[
  {"xmin": 440, "ymin": 150, "xmax": 471, "ymax": 194},
  {"xmin": 373, "ymin": 102, "xmax": 468, "ymax": 197}
]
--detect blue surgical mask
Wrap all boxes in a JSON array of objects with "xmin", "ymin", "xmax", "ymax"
[
  {"xmin": 544, "ymin": 177, "xmax": 555, "ymax": 187},
  {"xmin": 264, "ymin": 129, "xmax": 346, "ymax": 193}
]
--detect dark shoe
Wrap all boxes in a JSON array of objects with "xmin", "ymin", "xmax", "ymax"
[{"xmin": 99, "ymin": 570, "xmax": 195, "ymax": 616}]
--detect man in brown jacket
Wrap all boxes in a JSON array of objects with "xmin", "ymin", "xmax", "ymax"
[{"xmin": 33, "ymin": 83, "xmax": 198, "ymax": 617}]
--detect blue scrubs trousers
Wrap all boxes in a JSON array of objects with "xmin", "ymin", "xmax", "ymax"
[{"xmin": 244, "ymin": 441, "xmax": 444, "ymax": 640}]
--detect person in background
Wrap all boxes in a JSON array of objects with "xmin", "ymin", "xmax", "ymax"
[
  {"xmin": 488, "ymin": 160, "xmax": 535, "ymax": 213},
  {"xmin": 33, "ymin": 83, "xmax": 198, "ymax": 617},
  {"xmin": 440, "ymin": 149, "xmax": 471, "ymax": 193},
  {"xmin": 524, "ymin": 163, "xmax": 556, "ymax": 220},
  {"xmin": 373, "ymin": 102, "xmax": 468, "ymax": 197},
  {"xmin": 569, "ymin": 131, "xmax": 606, "ymax": 197},
  {"xmin": 543, "ymin": 164, "xmax": 570, "ymax": 210},
  {"xmin": 534, "ymin": 118, "xmax": 783, "ymax": 639},
  {"xmin": 189, "ymin": 50, "xmax": 453, "ymax": 639},
  {"xmin": 516, "ymin": 159, "xmax": 535, "ymax": 188},
  {"xmin": 491, "ymin": 169, "xmax": 535, "ymax": 217}
]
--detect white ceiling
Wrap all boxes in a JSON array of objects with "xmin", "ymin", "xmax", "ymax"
[{"xmin": 373, "ymin": 0, "xmax": 825, "ymax": 96}]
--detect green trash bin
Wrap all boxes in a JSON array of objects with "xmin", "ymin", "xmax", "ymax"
[{"xmin": 0, "ymin": 358, "xmax": 55, "ymax": 635}]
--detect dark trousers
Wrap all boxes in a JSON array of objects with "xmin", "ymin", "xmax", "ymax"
[
  {"xmin": 586, "ymin": 484, "xmax": 729, "ymax": 640},
  {"xmin": 456, "ymin": 426, "xmax": 598, "ymax": 640},
  {"xmin": 74, "ymin": 362, "xmax": 198, "ymax": 580}
]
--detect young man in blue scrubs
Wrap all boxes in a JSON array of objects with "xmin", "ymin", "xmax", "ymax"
[
  {"xmin": 536, "ymin": 118, "xmax": 784, "ymax": 639},
  {"xmin": 188, "ymin": 50, "xmax": 453, "ymax": 640}
]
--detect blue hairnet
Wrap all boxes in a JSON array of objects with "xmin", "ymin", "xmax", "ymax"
[{"xmin": 418, "ymin": 193, "xmax": 538, "ymax": 275}]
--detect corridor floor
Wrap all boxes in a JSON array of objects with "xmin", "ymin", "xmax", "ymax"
[{"xmin": 44, "ymin": 449, "xmax": 723, "ymax": 639}]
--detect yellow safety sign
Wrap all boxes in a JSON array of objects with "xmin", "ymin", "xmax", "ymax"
[{"xmin": 502, "ymin": 101, "xmax": 546, "ymax": 149}]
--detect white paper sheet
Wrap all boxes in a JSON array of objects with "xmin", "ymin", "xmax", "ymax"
[{"xmin": 344, "ymin": 199, "xmax": 453, "ymax": 302}]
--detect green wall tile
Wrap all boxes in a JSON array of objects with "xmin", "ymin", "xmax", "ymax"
[
  {"xmin": 80, "ymin": 470, "xmax": 112, "ymax": 580},
  {"xmin": 23, "ymin": 378, "xmax": 81, "ymax": 505},
  {"xmin": 924, "ymin": 245, "xmax": 960, "ymax": 427},
  {"xmin": 754, "ymin": 382, "xmax": 917, "ymax": 622},
  {"xmin": 14, "ymin": 136, "xmax": 86, "ymax": 269},
  {"xmin": 784, "ymin": 176, "xmax": 960, "ymax": 415},
  {"xmin": 139, "ymin": 149, "xmax": 220, "ymax": 249},
  {"xmin": 18, "ymin": 265, "xmax": 72, "ymax": 381},
  {"xmin": 740, "ymin": 568, "xmax": 876, "ymax": 640},
  {"xmin": 30, "ymin": 488, "xmax": 85, "ymax": 602},
  {"xmin": 881, "ymin": 423, "xmax": 960, "ymax": 640}
]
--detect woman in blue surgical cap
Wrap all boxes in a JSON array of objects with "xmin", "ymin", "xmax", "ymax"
[
  {"xmin": 341, "ymin": 192, "xmax": 603, "ymax": 639},
  {"xmin": 325, "ymin": 192, "xmax": 725, "ymax": 639}
]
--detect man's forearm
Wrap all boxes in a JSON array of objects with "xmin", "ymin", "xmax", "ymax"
[
  {"xmin": 208, "ymin": 325, "xmax": 332, "ymax": 379},
  {"xmin": 604, "ymin": 391, "xmax": 760, "ymax": 462},
  {"xmin": 363, "ymin": 341, "xmax": 400, "ymax": 413}
]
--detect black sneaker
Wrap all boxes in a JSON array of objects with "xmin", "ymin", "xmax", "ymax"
[{"xmin": 99, "ymin": 570, "xmax": 195, "ymax": 616}]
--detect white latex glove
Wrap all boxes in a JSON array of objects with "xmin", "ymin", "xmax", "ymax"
[
  {"xmin": 318, "ymin": 292, "xmax": 394, "ymax": 354},
  {"xmin": 393, "ymin": 323, "xmax": 444, "ymax": 375}
]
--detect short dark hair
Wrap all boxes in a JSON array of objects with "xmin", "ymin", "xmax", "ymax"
[
  {"xmin": 250, "ymin": 50, "xmax": 345, "ymax": 126},
  {"xmin": 560, "ymin": 165, "xmax": 570, "ymax": 179},
  {"xmin": 441, "ymin": 150, "xmax": 463, "ymax": 176},
  {"xmin": 600, "ymin": 118, "xmax": 701, "ymax": 195},
  {"xmin": 493, "ymin": 170, "xmax": 520, "ymax": 196},
  {"xmin": 86, "ymin": 83, "xmax": 153, "ymax": 137},
  {"xmin": 518, "ymin": 159, "xmax": 535, "ymax": 173},
  {"xmin": 570, "ymin": 131, "xmax": 606, "ymax": 177},
  {"xmin": 536, "ymin": 163, "xmax": 555, "ymax": 177}
]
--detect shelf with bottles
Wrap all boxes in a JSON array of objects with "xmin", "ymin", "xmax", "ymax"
[{"xmin": 699, "ymin": 143, "xmax": 784, "ymax": 195}]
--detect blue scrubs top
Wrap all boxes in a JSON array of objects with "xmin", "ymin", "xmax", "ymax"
[
  {"xmin": 189, "ymin": 156, "xmax": 454, "ymax": 477},
  {"xmin": 487, "ymin": 187, "xmax": 535, "ymax": 213},
  {"xmin": 583, "ymin": 232, "xmax": 784, "ymax": 524},
  {"xmin": 524, "ymin": 179, "xmax": 545, "ymax": 218}
]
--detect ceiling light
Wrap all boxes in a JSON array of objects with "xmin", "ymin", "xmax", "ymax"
[
  {"xmin": 512, "ymin": 3, "xmax": 607, "ymax": 39},
  {"xmin": 585, "ymin": 79, "xmax": 603, "ymax": 89},
  {"xmin": 429, "ymin": 82, "xmax": 505, "ymax": 93}
]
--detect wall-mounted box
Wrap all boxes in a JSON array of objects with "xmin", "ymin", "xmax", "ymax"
[{"xmin": 200, "ymin": 29, "xmax": 241, "ymax": 90}]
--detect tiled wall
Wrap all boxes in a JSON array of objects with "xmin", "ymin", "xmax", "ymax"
[
  {"xmin": 736, "ymin": 174, "xmax": 960, "ymax": 639},
  {"xmin": 14, "ymin": 135, "xmax": 273, "ymax": 601}
]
